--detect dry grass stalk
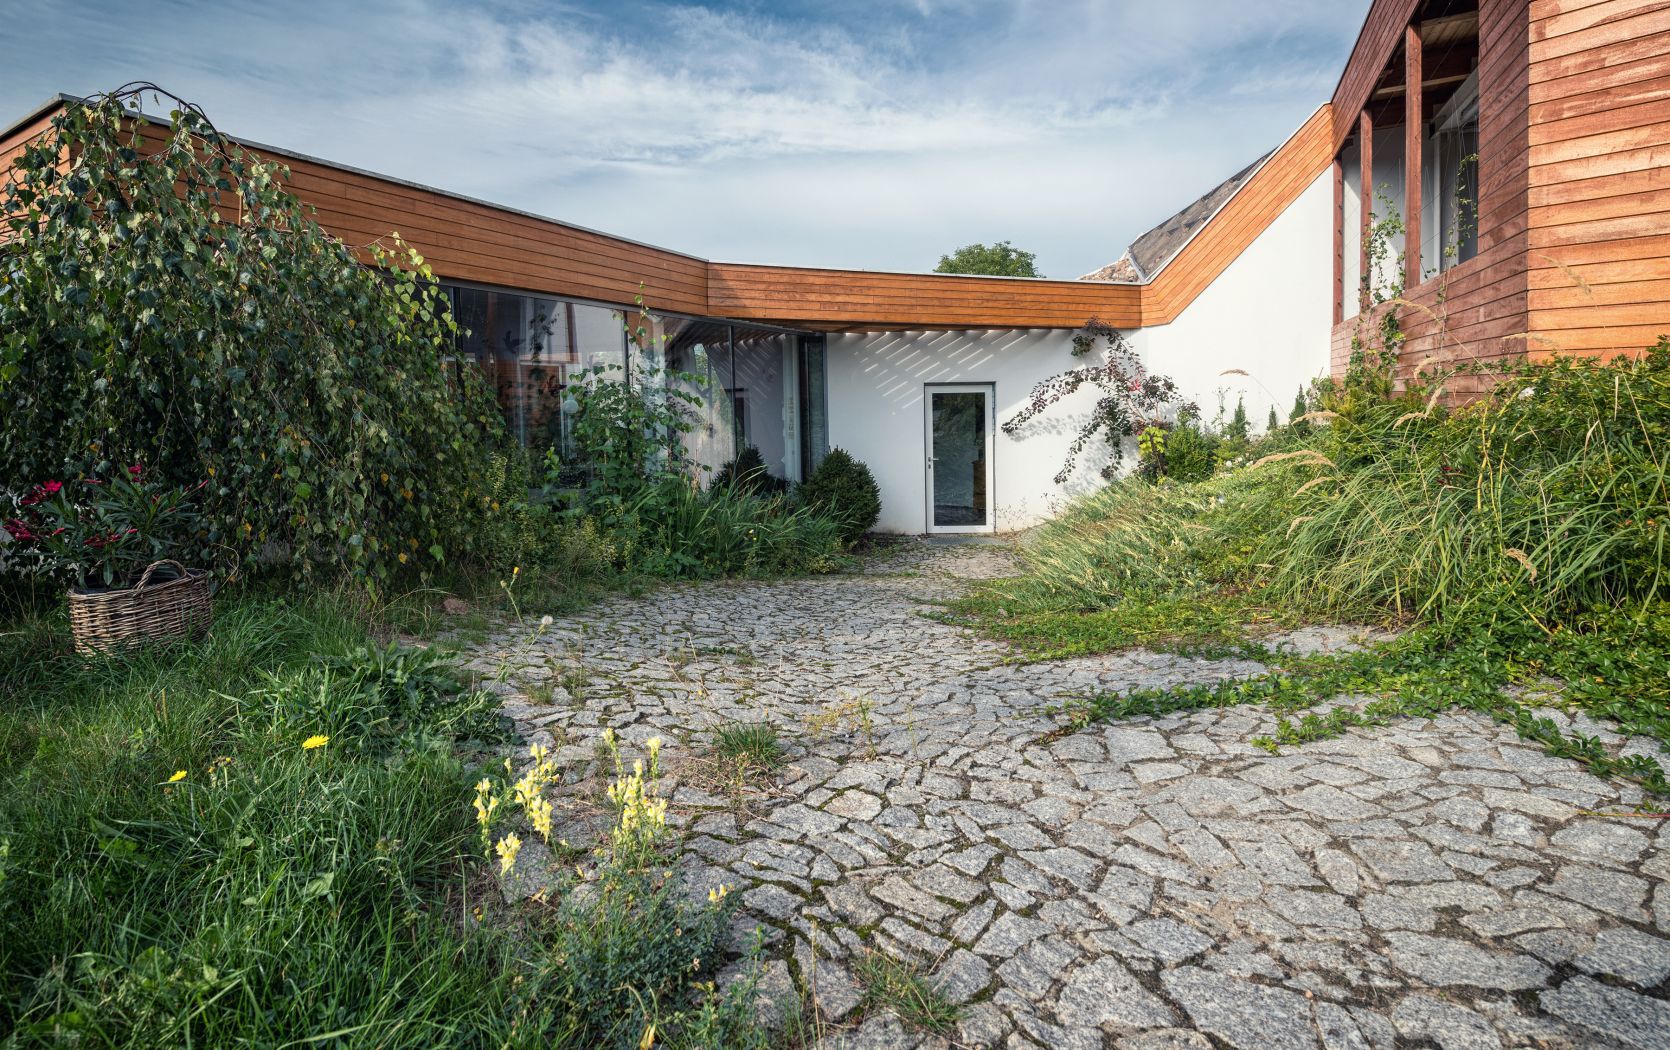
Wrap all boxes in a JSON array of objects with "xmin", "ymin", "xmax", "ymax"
[
  {"xmin": 1295, "ymin": 476, "xmax": 1337, "ymax": 496},
  {"xmin": 1249, "ymin": 449, "xmax": 1337, "ymax": 471},
  {"xmin": 1294, "ymin": 411, "xmax": 1339, "ymax": 425},
  {"xmin": 1504, "ymin": 547, "xmax": 1538, "ymax": 581},
  {"xmin": 1287, "ymin": 515, "xmax": 1314, "ymax": 537}
]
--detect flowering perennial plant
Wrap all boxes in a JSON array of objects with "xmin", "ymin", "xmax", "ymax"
[
  {"xmin": 3, "ymin": 464, "xmax": 205, "ymax": 588},
  {"xmin": 603, "ymin": 732, "xmax": 667, "ymax": 870}
]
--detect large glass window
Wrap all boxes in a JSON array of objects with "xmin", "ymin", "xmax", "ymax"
[
  {"xmin": 732, "ymin": 326, "xmax": 794, "ymax": 483},
  {"xmin": 1423, "ymin": 71, "xmax": 1480, "ymax": 277},
  {"xmin": 441, "ymin": 282, "xmax": 820, "ymax": 491},
  {"xmin": 662, "ymin": 317, "xmax": 736, "ymax": 483},
  {"xmin": 798, "ymin": 335, "xmax": 829, "ymax": 480}
]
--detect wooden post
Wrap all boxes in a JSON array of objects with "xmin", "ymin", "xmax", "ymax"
[
  {"xmin": 1333, "ymin": 158, "xmax": 1345, "ymax": 325},
  {"xmin": 1359, "ymin": 108, "xmax": 1374, "ymax": 311},
  {"xmin": 1405, "ymin": 23, "xmax": 1424, "ymax": 287}
]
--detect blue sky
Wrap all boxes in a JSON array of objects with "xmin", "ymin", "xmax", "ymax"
[{"xmin": 1, "ymin": 0, "xmax": 1370, "ymax": 279}]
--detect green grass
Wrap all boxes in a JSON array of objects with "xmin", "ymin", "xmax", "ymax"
[
  {"xmin": 0, "ymin": 595, "xmax": 764, "ymax": 1048},
  {"xmin": 851, "ymin": 951, "xmax": 960, "ymax": 1035},
  {"xmin": 958, "ymin": 345, "xmax": 1670, "ymax": 798},
  {"xmin": 712, "ymin": 721, "xmax": 785, "ymax": 770}
]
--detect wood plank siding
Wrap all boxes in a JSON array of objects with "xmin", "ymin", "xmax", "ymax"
[
  {"xmin": 1330, "ymin": 0, "xmax": 1534, "ymax": 393},
  {"xmin": 707, "ymin": 106, "xmax": 1334, "ymax": 330},
  {"xmin": 1143, "ymin": 107, "xmax": 1335, "ymax": 325},
  {"xmin": 1527, "ymin": 0, "xmax": 1670, "ymax": 359},
  {"xmin": 0, "ymin": 110, "xmax": 57, "ymax": 246},
  {"xmin": 705, "ymin": 264, "xmax": 1144, "ymax": 330},
  {"xmin": 1333, "ymin": 0, "xmax": 1424, "ymax": 149}
]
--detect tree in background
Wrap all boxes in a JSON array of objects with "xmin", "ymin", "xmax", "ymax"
[{"xmin": 935, "ymin": 241, "xmax": 1041, "ymax": 278}]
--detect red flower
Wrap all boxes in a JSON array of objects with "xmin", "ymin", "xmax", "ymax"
[
  {"xmin": 3, "ymin": 519, "xmax": 34, "ymax": 543},
  {"xmin": 19, "ymin": 480, "xmax": 62, "ymax": 506},
  {"xmin": 128, "ymin": 463, "xmax": 143, "ymax": 478}
]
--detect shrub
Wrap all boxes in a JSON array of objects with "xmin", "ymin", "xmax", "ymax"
[
  {"xmin": 798, "ymin": 448, "xmax": 881, "ymax": 543},
  {"xmin": 4, "ymin": 465, "xmax": 205, "ymax": 588},
  {"xmin": 712, "ymin": 446, "xmax": 786, "ymax": 497},
  {"xmin": 0, "ymin": 85, "xmax": 501, "ymax": 590}
]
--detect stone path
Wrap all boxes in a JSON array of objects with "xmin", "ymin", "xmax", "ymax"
[{"xmin": 470, "ymin": 540, "xmax": 1670, "ymax": 1049}]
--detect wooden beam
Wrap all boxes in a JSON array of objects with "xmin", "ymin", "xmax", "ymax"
[
  {"xmin": 1334, "ymin": 157, "xmax": 1345, "ymax": 325},
  {"xmin": 1405, "ymin": 22, "xmax": 1423, "ymax": 287},
  {"xmin": 1360, "ymin": 108, "xmax": 1374, "ymax": 310}
]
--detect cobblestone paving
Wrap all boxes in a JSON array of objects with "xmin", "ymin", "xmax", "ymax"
[{"xmin": 471, "ymin": 540, "xmax": 1670, "ymax": 1049}]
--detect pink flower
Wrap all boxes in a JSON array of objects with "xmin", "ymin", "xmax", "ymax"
[
  {"xmin": 128, "ymin": 463, "xmax": 143, "ymax": 477},
  {"xmin": 3, "ymin": 519, "xmax": 35, "ymax": 543}
]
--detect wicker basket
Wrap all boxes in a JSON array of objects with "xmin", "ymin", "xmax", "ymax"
[{"xmin": 66, "ymin": 560, "xmax": 213, "ymax": 655}]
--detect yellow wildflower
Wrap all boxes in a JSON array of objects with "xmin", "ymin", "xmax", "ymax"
[
  {"xmin": 301, "ymin": 734, "xmax": 330, "ymax": 750},
  {"xmin": 495, "ymin": 832, "xmax": 523, "ymax": 874},
  {"xmin": 167, "ymin": 769, "xmax": 188, "ymax": 783}
]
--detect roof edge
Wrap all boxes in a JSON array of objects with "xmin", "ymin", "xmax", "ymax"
[
  {"xmin": 1118, "ymin": 102, "xmax": 1331, "ymax": 288},
  {"xmin": 8, "ymin": 92, "xmax": 711, "ymax": 266},
  {"xmin": 0, "ymin": 94, "xmax": 74, "ymax": 146}
]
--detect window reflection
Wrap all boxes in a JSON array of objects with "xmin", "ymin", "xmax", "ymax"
[{"xmin": 441, "ymin": 282, "xmax": 820, "ymax": 492}]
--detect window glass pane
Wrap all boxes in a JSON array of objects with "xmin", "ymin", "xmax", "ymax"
[
  {"xmin": 798, "ymin": 336, "xmax": 828, "ymax": 480},
  {"xmin": 663, "ymin": 319, "xmax": 735, "ymax": 482},
  {"xmin": 733, "ymin": 327, "xmax": 792, "ymax": 481},
  {"xmin": 931, "ymin": 391, "xmax": 989, "ymax": 528}
]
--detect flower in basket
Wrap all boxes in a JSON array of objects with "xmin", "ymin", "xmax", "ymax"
[{"xmin": 4, "ymin": 463, "xmax": 206, "ymax": 590}]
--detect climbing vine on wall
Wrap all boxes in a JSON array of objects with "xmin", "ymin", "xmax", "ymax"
[{"xmin": 1003, "ymin": 318, "xmax": 1195, "ymax": 484}]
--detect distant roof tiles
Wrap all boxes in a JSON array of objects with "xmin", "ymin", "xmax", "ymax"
[{"xmin": 1079, "ymin": 150, "xmax": 1273, "ymax": 283}]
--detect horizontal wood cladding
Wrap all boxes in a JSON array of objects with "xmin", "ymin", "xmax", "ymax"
[
  {"xmin": 0, "ymin": 112, "xmax": 55, "ymax": 246},
  {"xmin": 1528, "ymin": 0, "xmax": 1670, "ymax": 358},
  {"xmin": 708, "ymin": 107, "xmax": 1335, "ymax": 331},
  {"xmin": 1336, "ymin": 0, "xmax": 1534, "ymax": 388},
  {"xmin": 706, "ymin": 264, "xmax": 1143, "ymax": 329},
  {"xmin": 269, "ymin": 154, "xmax": 711, "ymax": 317},
  {"xmin": 1333, "ymin": 0, "xmax": 1422, "ymax": 148},
  {"xmin": 113, "ymin": 117, "xmax": 713, "ymax": 316}
]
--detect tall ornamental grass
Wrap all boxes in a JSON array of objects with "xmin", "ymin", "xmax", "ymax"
[{"xmin": 997, "ymin": 344, "xmax": 1670, "ymax": 633}]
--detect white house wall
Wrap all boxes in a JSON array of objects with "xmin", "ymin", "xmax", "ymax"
[
  {"xmin": 825, "ymin": 168, "xmax": 1334, "ymax": 535},
  {"xmin": 1131, "ymin": 167, "xmax": 1336, "ymax": 433},
  {"xmin": 826, "ymin": 329, "xmax": 1116, "ymax": 534}
]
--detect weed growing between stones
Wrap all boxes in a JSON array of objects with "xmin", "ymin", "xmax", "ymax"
[
  {"xmin": 805, "ymin": 694, "xmax": 879, "ymax": 758},
  {"xmin": 713, "ymin": 720, "xmax": 786, "ymax": 770},
  {"xmin": 852, "ymin": 950, "xmax": 962, "ymax": 1035}
]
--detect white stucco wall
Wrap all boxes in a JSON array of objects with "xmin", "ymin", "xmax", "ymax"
[
  {"xmin": 824, "ymin": 167, "xmax": 1334, "ymax": 535},
  {"xmin": 1131, "ymin": 166, "xmax": 1336, "ymax": 432},
  {"xmin": 826, "ymin": 329, "xmax": 1117, "ymax": 534}
]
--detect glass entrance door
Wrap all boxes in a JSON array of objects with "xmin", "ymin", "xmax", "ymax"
[{"xmin": 925, "ymin": 384, "xmax": 995, "ymax": 534}]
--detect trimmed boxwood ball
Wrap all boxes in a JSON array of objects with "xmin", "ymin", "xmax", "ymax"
[{"xmin": 798, "ymin": 448, "xmax": 881, "ymax": 543}]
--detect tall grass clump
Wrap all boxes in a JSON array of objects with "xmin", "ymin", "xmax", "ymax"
[
  {"xmin": 956, "ymin": 341, "xmax": 1670, "ymax": 793},
  {"xmin": 987, "ymin": 343, "xmax": 1670, "ymax": 632}
]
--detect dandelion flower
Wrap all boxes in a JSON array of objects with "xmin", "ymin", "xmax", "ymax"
[
  {"xmin": 301, "ymin": 734, "xmax": 330, "ymax": 750},
  {"xmin": 167, "ymin": 769, "xmax": 188, "ymax": 783},
  {"xmin": 539, "ymin": 614, "xmax": 553, "ymax": 628}
]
